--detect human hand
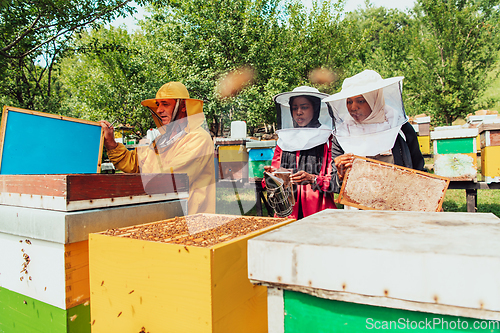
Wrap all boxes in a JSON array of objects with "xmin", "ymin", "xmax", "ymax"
[
  {"xmin": 99, "ymin": 120, "xmax": 118, "ymax": 150},
  {"xmin": 264, "ymin": 165, "xmax": 275, "ymax": 173},
  {"xmin": 334, "ymin": 153, "xmax": 355, "ymax": 181},
  {"xmin": 290, "ymin": 170, "xmax": 316, "ymax": 185}
]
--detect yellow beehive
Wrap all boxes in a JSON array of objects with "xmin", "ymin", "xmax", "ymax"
[
  {"xmin": 481, "ymin": 146, "xmax": 500, "ymax": 182},
  {"xmin": 89, "ymin": 214, "xmax": 294, "ymax": 333},
  {"xmin": 417, "ymin": 135, "xmax": 430, "ymax": 155}
]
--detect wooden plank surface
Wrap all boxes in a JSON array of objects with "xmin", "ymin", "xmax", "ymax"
[
  {"xmin": 210, "ymin": 218, "xmax": 295, "ymax": 332},
  {"xmin": 0, "ymin": 200, "xmax": 187, "ymax": 244},
  {"xmin": 247, "ymin": 209, "xmax": 500, "ymax": 316},
  {"xmin": 89, "ymin": 234, "xmax": 213, "ymax": 333},
  {"xmin": 0, "ymin": 106, "xmax": 103, "ymax": 175},
  {"xmin": 67, "ymin": 173, "xmax": 188, "ymax": 201},
  {"xmin": 0, "ymin": 232, "xmax": 67, "ymax": 309},
  {"xmin": 0, "ymin": 173, "xmax": 188, "ymax": 201},
  {"xmin": 65, "ymin": 241, "xmax": 90, "ymax": 309}
]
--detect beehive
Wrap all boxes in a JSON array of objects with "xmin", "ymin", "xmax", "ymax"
[
  {"xmin": 0, "ymin": 174, "xmax": 187, "ymax": 333},
  {"xmin": 216, "ymin": 139, "xmax": 249, "ymax": 180},
  {"xmin": 338, "ymin": 156, "xmax": 449, "ymax": 212},
  {"xmin": 248, "ymin": 210, "xmax": 500, "ymax": 332},
  {"xmin": 431, "ymin": 127, "xmax": 478, "ymax": 181},
  {"xmin": 479, "ymin": 122, "xmax": 500, "ymax": 183},
  {"xmin": 88, "ymin": 214, "xmax": 294, "ymax": 333},
  {"xmin": 246, "ymin": 140, "xmax": 276, "ymax": 179},
  {"xmin": 417, "ymin": 135, "xmax": 430, "ymax": 155},
  {"xmin": 416, "ymin": 116, "xmax": 431, "ymax": 136}
]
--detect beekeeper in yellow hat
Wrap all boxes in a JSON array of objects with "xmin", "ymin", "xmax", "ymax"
[{"xmin": 100, "ymin": 82, "xmax": 216, "ymax": 214}]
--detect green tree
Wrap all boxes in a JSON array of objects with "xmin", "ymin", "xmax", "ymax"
[
  {"xmin": 406, "ymin": 0, "xmax": 500, "ymax": 125},
  {"xmin": 0, "ymin": 0, "xmax": 145, "ymax": 114},
  {"xmin": 60, "ymin": 26, "xmax": 156, "ymax": 138}
]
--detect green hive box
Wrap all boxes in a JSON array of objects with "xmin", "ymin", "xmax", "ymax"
[
  {"xmin": 246, "ymin": 140, "xmax": 276, "ymax": 179},
  {"xmin": 248, "ymin": 210, "xmax": 500, "ymax": 333},
  {"xmin": 431, "ymin": 127, "xmax": 478, "ymax": 180}
]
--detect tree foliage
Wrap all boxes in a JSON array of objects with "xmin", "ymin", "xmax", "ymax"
[
  {"xmin": 404, "ymin": 0, "xmax": 500, "ymax": 124},
  {"xmin": 2, "ymin": 0, "xmax": 500, "ymax": 132}
]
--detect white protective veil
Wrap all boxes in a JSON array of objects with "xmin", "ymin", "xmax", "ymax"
[
  {"xmin": 322, "ymin": 70, "xmax": 407, "ymax": 157},
  {"xmin": 273, "ymin": 86, "xmax": 333, "ymax": 152}
]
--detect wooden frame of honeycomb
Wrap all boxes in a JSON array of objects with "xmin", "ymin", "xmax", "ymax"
[{"xmin": 338, "ymin": 156, "xmax": 450, "ymax": 212}]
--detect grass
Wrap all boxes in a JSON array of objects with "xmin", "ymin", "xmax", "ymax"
[
  {"xmin": 216, "ymin": 184, "xmax": 500, "ymax": 218},
  {"xmin": 443, "ymin": 189, "xmax": 500, "ymax": 217}
]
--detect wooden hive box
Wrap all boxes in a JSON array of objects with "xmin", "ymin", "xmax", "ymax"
[
  {"xmin": 0, "ymin": 174, "xmax": 188, "ymax": 333},
  {"xmin": 431, "ymin": 127, "xmax": 478, "ymax": 181},
  {"xmin": 88, "ymin": 214, "xmax": 295, "ymax": 333},
  {"xmin": 247, "ymin": 141, "xmax": 276, "ymax": 179},
  {"xmin": 0, "ymin": 173, "xmax": 189, "ymax": 211},
  {"xmin": 417, "ymin": 135, "xmax": 431, "ymax": 155},
  {"xmin": 479, "ymin": 122, "xmax": 500, "ymax": 183},
  {"xmin": 338, "ymin": 156, "xmax": 449, "ymax": 212},
  {"xmin": 216, "ymin": 139, "xmax": 249, "ymax": 180},
  {"xmin": 416, "ymin": 116, "xmax": 431, "ymax": 136},
  {"xmin": 248, "ymin": 210, "xmax": 500, "ymax": 333},
  {"xmin": 0, "ymin": 106, "xmax": 103, "ymax": 175}
]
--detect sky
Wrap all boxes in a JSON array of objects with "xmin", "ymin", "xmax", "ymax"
[{"xmin": 109, "ymin": 0, "xmax": 417, "ymax": 31}]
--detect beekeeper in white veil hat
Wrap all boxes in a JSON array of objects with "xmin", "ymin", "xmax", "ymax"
[{"xmin": 322, "ymin": 70, "xmax": 425, "ymax": 190}]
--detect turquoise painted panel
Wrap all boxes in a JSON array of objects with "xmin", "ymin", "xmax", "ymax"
[
  {"xmin": 1, "ymin": 110, "xmax": 101, "ymax": 174},
  {"xmin": 284, "ymin": 290, "xmax": 500, "ymax": 332},
  {"xmin": 249, "ymin": 148, "xmax": 274, "ymax": 161},
  {"xmin": 436, "ymin": 138, "xmax": 475, "ymax": 154},
  {"xmin": 0, "ymin": 287, "xmax": 90, "ymax": 333}
]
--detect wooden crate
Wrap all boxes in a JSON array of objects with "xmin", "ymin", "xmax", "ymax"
[
  {"xmin": 248, "ymin": 210, "xmax": 500, "ymax": 333},
  {"xmin": 431, "ymin": 128, "xmax": 478, "ymax": 181},
  {"xmin": 89, "ymin": 214, "xmax": 295, "ymax": 333},
  {"xmin": 0, "ymin": 173, "xmax": 189, "ymax": 211},
  {"xmin": 338, "ymin": 156, "xmax": 449, "ymax": 212},
  {"xmin": 479, "ymin": 122, "xmax": 500, "ymax": 148},
  {"xmin": 0, "ymin": 106, "xmax": 103, "ymax": 175},
  {"xmin": 417, "ymin": 135, "xmax": 430, "ymax": 155},
  {"xmin": 0, "ymin": 201, "xmax": 186, "ymax": 310}
]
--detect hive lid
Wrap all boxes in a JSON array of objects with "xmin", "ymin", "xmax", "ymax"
[
  {"xmin": 415, "ymin": 116, "xmax": 431, "ymax": 124},
  {"xmin": 248, "ymin": 209, "xmax": 500, "ymax": 318},
  {"xmin": 430, "ymin": 127, "xmax": 478, "ymax": 140},
  {"xmin": 478, "ymin": 121, "xmax": 500, "ymax": 133},
  {"xmin": 246, "ymin": 140, "xmax": 277, "ymax": 148}
]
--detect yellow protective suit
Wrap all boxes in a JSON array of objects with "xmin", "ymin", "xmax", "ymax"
[{"xmin": 107, "ymin": 91, "xmax": 216, "ymax": 215}]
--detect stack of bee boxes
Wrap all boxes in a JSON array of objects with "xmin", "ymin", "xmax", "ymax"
[
  {"xmin": 88, "ymin": 214, "xmax": 294, "ymax": 333},
  {"xmin": 246, "ymin": 140, "xmax": 276, "ymax": 179},
  {"xmin": 415, "ymin": 116, "xmax": 431, "ymax": 155},
  {"xmin": 430, "ymin": 126, "xmax": 479, "ymax": 181},
  {"xmin": 479, "ymin": 122, "xmax": 500, "ymax": 183},
  {"xmin": 215, "ymin": 138, "xmax": 249, "ymax": 181},
  {"xmin": 248, "ymin": 209, "xmax": 500, "ymax": 333},
  {"xmin": 0, "ymin": 174, "xmax": 188, "ymax": 333}
]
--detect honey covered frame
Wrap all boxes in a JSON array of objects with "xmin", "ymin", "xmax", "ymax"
[{"xmin": 338, "ymin": 156, "xmax": 450, "ymax": 212}]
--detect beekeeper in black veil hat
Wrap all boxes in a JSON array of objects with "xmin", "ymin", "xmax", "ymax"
[
  {"xmin": 322, "ymin": 69, "xmax": 425, "ymax": 190},
  {"xmin": 264, "ymin": 86, "xmax": 337, "ymax": 220}
]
